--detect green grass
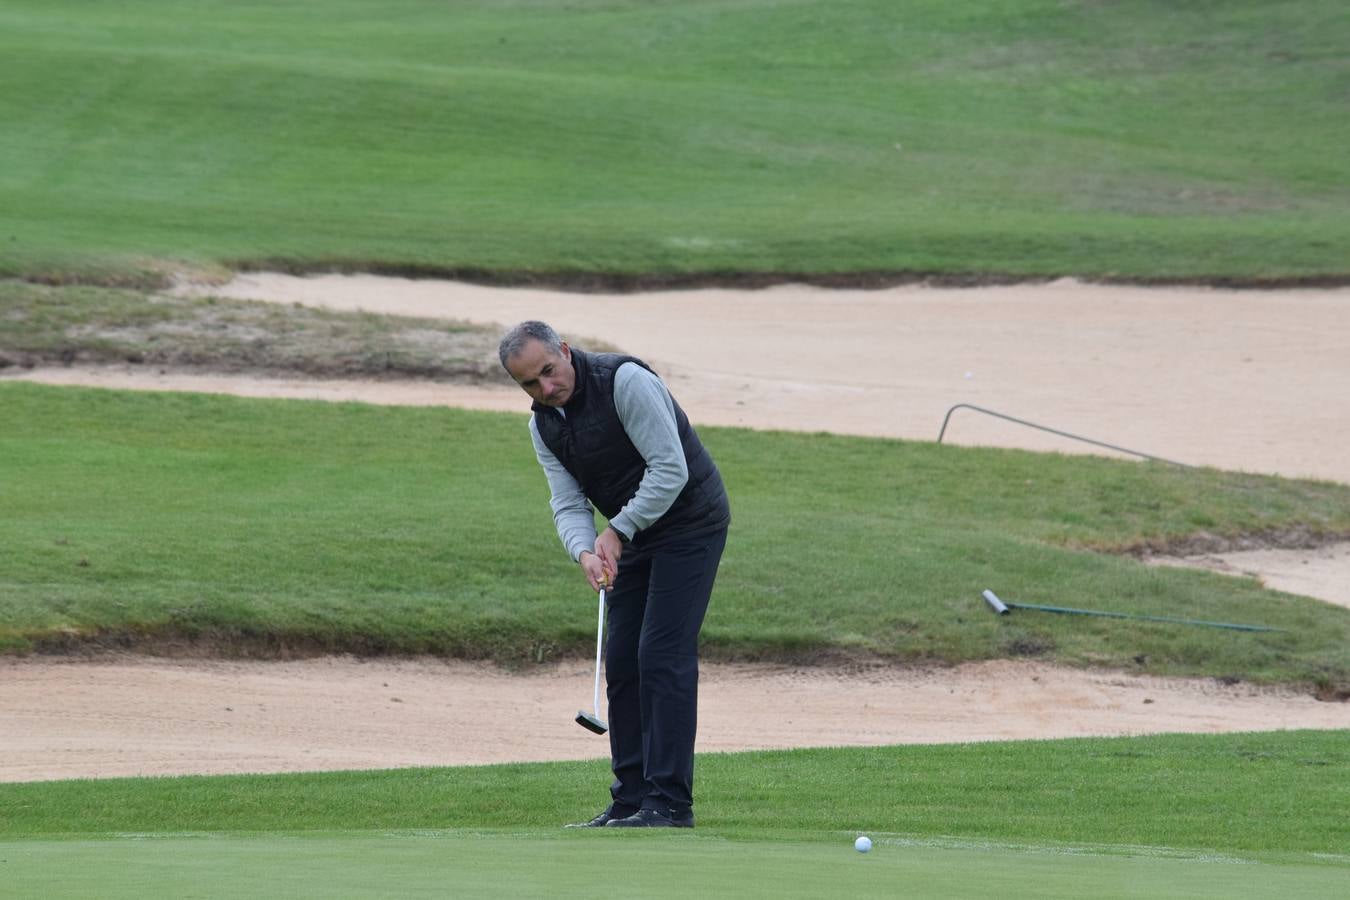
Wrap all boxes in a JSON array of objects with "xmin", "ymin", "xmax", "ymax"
[
  {"xmin": 3, "ymin": 382, "xmax": 1349, "ymax": 689},
  {"xmin": 2, "ymin": 0, "xmax": 1347, "ymax": 283},
  {"xmin": 1, "ymin": 732, "xmax": 1346, "ymax": 898},
  {"xmin": 9, "ymin": 834, "xmax": 1345, "ymax": 900},
  {"xmin": 5, "ymin": 731, "xmax": 1345, "ymax": 850},
  {"xmin": 3, "ymin": 834, "xmax": 1343, "ymax": 900}
]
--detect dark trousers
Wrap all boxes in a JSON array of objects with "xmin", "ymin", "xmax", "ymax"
[{"xmin": 605, "ymin": 526, "xmax": 727, "ymax": 817}]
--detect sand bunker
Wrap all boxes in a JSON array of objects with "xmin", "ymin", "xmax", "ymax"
[
  {"xmin": 4, "ymin": 656, "xmax": 1345, "ymax": 783},
  {"xmin": 173, "ymin": 273, "xmax": 1350, "ymax": 484},
  {"xmin": 1147, "ymin": 543, "xmax": 1350, "ymax": 609}
]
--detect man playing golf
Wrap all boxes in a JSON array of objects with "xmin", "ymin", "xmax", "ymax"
[{"xmin": 499, "ymin": 321, "xmax": 731, "ymax": 829}]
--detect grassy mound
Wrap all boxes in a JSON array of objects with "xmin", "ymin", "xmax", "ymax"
[
  {"xmin": 0, "ymin": 280, "xmax": 506, "ymax": 382},
  {"xmin": 3, "ymin": 382, "xmax": 1348, "ymax": 690}
]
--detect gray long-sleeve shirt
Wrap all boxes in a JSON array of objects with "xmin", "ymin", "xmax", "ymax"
[{"xmin": 529, "ymin": 362, "xmax": 689, "ymax": 562}]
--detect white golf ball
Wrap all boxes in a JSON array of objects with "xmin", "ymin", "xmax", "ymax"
[{"xmin": 855, "ymin": 835, "xmax": 872, "ymax": 853}]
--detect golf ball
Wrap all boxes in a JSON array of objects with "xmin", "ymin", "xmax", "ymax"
[{"xmin": 855, "ymin": 835, "xmax": 872, "ymax": 853}]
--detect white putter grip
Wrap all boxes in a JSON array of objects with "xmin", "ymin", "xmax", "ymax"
[{"xmin": 592, "ymin": 587, "xmax": 606, "ymax": 717}]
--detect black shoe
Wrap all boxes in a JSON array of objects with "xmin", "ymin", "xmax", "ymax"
[
  {"xmin": 605, "ymin": 808, "xmax": 694, "ymax": 829},
  {"xmin": 564, "ymin": 804, "xmax": 636, "ymax": 829}
]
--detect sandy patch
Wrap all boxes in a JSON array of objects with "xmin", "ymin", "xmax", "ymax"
[
  {"xmin": 1148, "ymin": 542, "xmax": 1350, "ymax": 609},
  {"xmin": 3, "ymin": 656, "xmax": 1345, "ymax": 784}
]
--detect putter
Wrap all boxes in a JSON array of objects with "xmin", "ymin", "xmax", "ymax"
[{"xmin": 575, "ymin": 586, "xmax": 608, "ymax": 734}]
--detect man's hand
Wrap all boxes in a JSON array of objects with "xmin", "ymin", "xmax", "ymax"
[
  {"xmin": 579, "ymin": 550, "xmax": 613, "ymax": 592},
  {"xmin": 594, "ymin": 527, "xmax": 624, "ymax": 584}
]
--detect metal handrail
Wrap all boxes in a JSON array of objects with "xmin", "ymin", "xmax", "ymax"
[{"xmin": 937, "ymin": 403, "xmax": 1191, "ymax": 468}]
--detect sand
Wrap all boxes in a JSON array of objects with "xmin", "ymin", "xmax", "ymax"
[{"xmin": 4, "ymin": 656, "xmax": 1345, "ymax": 783}]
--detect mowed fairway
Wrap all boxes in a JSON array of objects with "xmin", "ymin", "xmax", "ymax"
[
  {"xmin": 5, "ymin": 833, "xmax": 1342, "ymax": 900},
  {"xmin": 2, "ymin": 732, "xmax": 1347, "ymax": 898},
  {"xmin": 2, "ymin": 0, "xmax": 1348, "ymax": 282}
]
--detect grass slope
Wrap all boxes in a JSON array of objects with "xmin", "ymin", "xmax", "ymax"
[
  {"xmin": 2, "ymin": 0, "xmax": 1347, "ymax": 282},
  {"xmin": 3, "ymin": 382, "xmax": 1349, "ymax": 689}
]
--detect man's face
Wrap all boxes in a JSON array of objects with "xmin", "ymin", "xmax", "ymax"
[{"xmin": 505, "ymin": 339, "xmax": 576, "ymax": 407}]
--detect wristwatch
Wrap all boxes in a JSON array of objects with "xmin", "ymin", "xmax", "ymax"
[{"xmin": 610, "ymin": 525, "xmax": 631, "ymax": 545}]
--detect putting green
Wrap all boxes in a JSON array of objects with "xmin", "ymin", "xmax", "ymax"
[{"xmin": 3, "ymin": 832, "xmax": 1342, "ymax": 899}]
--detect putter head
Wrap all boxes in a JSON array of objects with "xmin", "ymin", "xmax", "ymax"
[{"xmin": 575, "ymin": 711, "xmax": 608, "ymax": 735}]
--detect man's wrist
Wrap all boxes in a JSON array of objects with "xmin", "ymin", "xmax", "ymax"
[{"xmin": 608, "ymin": 525, "xmax": 631, "ymax": 545}]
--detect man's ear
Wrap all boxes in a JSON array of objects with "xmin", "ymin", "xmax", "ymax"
[{"xmin": 560, "ymin": 342, "xmax": 571, "ymax": 360}]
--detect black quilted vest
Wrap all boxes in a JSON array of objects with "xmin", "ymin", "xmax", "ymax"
[{"xmin": 532, "ymin": 349, "xmax": 730, "ymax": 549}]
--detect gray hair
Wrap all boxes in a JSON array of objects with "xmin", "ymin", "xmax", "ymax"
[{"xmin": 498, "ymin": 320, "xmax": 564, "ymax": 369}]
